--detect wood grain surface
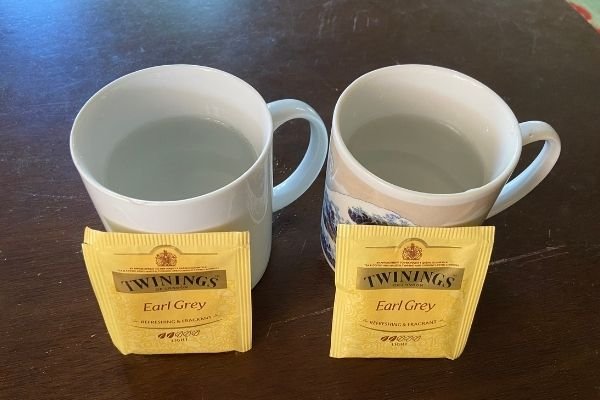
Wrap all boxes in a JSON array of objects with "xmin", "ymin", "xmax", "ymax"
[{"xmin": 1, "ymin": 0, "xmax": 599, "ymax": 399}]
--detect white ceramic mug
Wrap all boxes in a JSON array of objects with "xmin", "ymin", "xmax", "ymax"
[
  {"xmin": 71, "ymin": 65, "xmax": 328, "ymax": 287},
  {"xmin": 321, "ymin": 65, "xmax": 561, "ymax": 268}
]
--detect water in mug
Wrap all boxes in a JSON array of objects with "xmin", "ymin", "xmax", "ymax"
[
  {"xmin": 347, "ymin": 114, "xmax": 485, "ymax": 194},
  {"xmin": 104, "ymin": 116, "xmax": 257, "ymax": 201}
]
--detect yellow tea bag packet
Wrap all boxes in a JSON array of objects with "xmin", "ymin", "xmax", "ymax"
[
  {"xmin": 330, "ymin": 225, "xmax": 494, "ymax": 359},
  {"xmin": 82, "ymin": 228, "xmax": 252, "ymax": 354}
]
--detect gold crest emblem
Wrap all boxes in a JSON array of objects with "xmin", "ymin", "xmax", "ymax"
[
  {"xmin": 155, "ymin": 250, "xmax": 177, "ymax": 267},
  {"xmin": 402, "ymin": 243, "xmax": 423, "ymax": 260}
]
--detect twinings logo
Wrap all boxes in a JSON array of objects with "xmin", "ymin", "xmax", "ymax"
[
  {"xmin": 402, "ymin": 243, "xmax": 423, "ymax": 260},
  {"xmin": 112, "ymin": 270, "xmax": 227, "ymax": 293},
  {"xmin": 156, "ymin": 250, "xmax": 177, "ymax": 267},
  {"xmin": 357, "ymin": 267, "xmax": 464, "ymax": 290}
]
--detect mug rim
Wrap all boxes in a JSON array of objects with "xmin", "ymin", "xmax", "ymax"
[
  {"xmin": 331, "ymin": 64, "xmax": 522, "ymax": 206},
  {"xmin": 70, "ymin": 64, "xmax": 273, "ymax": 206}
]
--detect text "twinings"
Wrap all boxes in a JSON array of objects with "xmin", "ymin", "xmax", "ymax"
[
  {"xmin": 356, "ymin": 267, "xmax": 464, "ymax": 290},
  {"xmin": 112, "ymin": 271, "xmax": 228, "ymax": 293}
]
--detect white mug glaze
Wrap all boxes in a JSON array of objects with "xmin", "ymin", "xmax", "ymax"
[
  {"xmin": 71, "ymin": 65, "xmax": 329, "ymax": 287},
  {"xmin": 321, "ymin": 65, "xmax": 560, "ymax": 268}
]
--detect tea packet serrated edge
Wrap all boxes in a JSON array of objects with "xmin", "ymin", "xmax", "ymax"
[
  {"xmin": 82, "ymin": 228, "xmax": 252, "ymax": 354},
  {"xmin": 330, "ymin": 224, "xmax": 494, "ymax": 359},
  {"xmin": 452, "ymin": 231, "xmax": 494, "ymax": 358}
]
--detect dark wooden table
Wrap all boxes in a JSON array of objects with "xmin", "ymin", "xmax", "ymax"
[{"xmin": 2, "ymin": 1, "xmax": 599, "ymax": 398}]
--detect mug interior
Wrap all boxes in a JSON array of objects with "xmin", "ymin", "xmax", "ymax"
[
  {"xmin": 70, "ymin": 65, "xmax": 271, "ymax": 200},
  {"xmin": 334, "ymin": 65, "xmax": 521, "ymax": 193}
]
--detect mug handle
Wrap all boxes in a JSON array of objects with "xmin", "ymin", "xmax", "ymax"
[
  {"xmin": 268, "ymin": 99, "xmax": 329, "ymax": 212},
  {"xmin": 487, "ymin": 121, "xmax": 561, "ymax": 218}
]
